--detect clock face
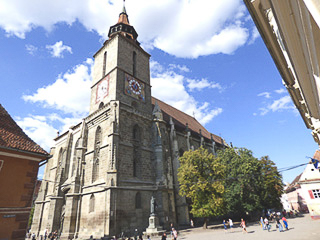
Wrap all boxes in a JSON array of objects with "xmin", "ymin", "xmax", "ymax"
[
  {"xmin": 96, "ymin": 76, "xmax": 109, "ymax": 103},
  {"xmin": 124, "ymin": 74, "xmax": 145, "ymax": 102},
  {"xmin": 129, "ymin": 79, "xmax": 142, "ymax": 95}
]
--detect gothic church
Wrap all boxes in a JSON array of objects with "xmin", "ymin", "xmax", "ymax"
[{"xmin": 31, "ymin": 4, "xmax": 226, "ymax": 239}]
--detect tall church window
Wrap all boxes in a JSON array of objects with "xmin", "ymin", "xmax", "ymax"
[
  {"xmin": 135, "ymin": 192, "xmax": 141, "ymax": 209},
  {"xmin": 133, "ymin": 157, "xmax": 137, "ymax": 177},
  {"xmin": 133, "ymin": 51, "xmax": 137, "ymax": 77},
  {"xmin": 89, "ymin": 194, "xmax": 95, "ymax": 213},
  {"xmin": 55, "ymin": 148, "xmax": 64, "ymax": 185},
  {"xmin": 103, "ymin": 51, "xmax": 107, "ymax": 77},
  {"xmin": 133, "ymin": 124, "xmax": 140, "ymax": 141},
  {"xmin": 71, "ymin": 139, "xmax": 80, "ymax": 177},
  {"xmin": 92, "ymin": 126, "xmax": 102, "ymax": 183},
  {"xmin": 133, "ymin": 124, "xmax": 141, "ymax": 177}
]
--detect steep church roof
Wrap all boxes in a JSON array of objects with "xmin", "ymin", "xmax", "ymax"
[
  {"xmin": 151, "ymin": 97, "xmax": 225, "ymax": 145},
  {"xmin": 0, "ymin": 104, "xmax": 48, "ymax": 155}
]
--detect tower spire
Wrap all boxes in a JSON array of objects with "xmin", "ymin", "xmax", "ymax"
[
  {"xmin": 108, "ymin": 0, "xmax": 139, "ymax": 43},
  {"xmin": 122, "ymin": 0, "xmax": 126, "ymax": 15}
]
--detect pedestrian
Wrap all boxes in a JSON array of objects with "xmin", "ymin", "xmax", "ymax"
[
  {"xmin": 190, "ymin": 219, "xmax": 194, "ymax": 227},
  {"xmin": 228, "ymin": 218, "xmax": 233, "ymax": 232},
  {"xmin": 260, "ymin": 217, "xmax": 265, "ymax": 230},
  {"xmin": 282, "ymin": 216, "xmax": 289, "ymax": 230},
  {"xmin": 172, "ymin": 228, "xmax": 178, "ymax": 240},
  {"xmin": 276, "ymin": 217, "xmax": 283, "ymax": 232},
  {"xmin": 161, "ymin": 233, "xmax": 167, "ymax": 240},
  {"xmin": 44, "ymin": 229, "xmax": 48, "ymax": 240},
  {"xmin": 139, "ymin": 234, "xmax": 143, "ymax": 240},
  {"xmin": 147, "ymin": 235, "xmax": 151, "ymax": 240},
  {"xmin": 31, "ymin": 233, "xmax": 36, "ymax": 240},
  {"xmin": 264, "ymin": 217, "xmax": 270, "ymax": 231},
  {"xmin": 240, "ymin": 218, "xmax": 247, "ymax": 234},
  {"xmin": 223, "ymin": 220, "xmax": 227, "ymax": 232}
]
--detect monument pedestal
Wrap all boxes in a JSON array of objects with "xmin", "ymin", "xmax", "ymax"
[{"xmin": 144, "ymin": 215, "xmax": 165, "ymax": 236}]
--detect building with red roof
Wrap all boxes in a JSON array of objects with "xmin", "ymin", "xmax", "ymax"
[{"xmin": 0, "ymin": 104, "xmax": 49, "ymax": 240}]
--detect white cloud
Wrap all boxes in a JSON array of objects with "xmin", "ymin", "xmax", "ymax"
[
  {"xmin": 15, "ymin": 115, "xmax": 57, "ymax": 151},
  {"xmin": 15, "ymin": 113, "xmax": 83, "ymax": 152},
  {"xmin": 187, "ymin": 79, "xmax": 222, "ymax": 92},
  {"xmin": 275, "ymin": 88, "xmax": 286, "ymax": 94},
  {"xmin": 168, "ymin": 64, "xmax": 190, "ymax": 73},
  {"xmin": 258, "ymin": 95, "xmax": 295, "ymax": 116},
  {"xmin": 151, "ymin": 60, "xmax": 223, "ymax": 125},
  {"xmin": 46, "ymin": 41, "xmax": 72, "ymax": 58},
  {"xmin": 22, "ymin": 58, "xmax": 93, "ymax": 116},
  {"xmin": 258, "ymin": 92, "xmax": 271, "ymax": 98},
  {"xmin": 248, "ymin": 27, "xmax": 260, "ymax": 44},
  {"xmin": 0, "ymin": 0, "xmax": 253, "ymax": 58},
  {"xmin": 25, "ymin": 44, "xmax": 38, "ymax": 55}
]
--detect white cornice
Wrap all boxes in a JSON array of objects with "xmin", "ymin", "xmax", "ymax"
[{"xmin": 0, "ymin": 151, "xmax": 44, "ymax": 162}]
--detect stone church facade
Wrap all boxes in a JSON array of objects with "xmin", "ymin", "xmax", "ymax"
[{"xmin": 31, "ymin": 5, "xmax": 226, "ymax": 240}]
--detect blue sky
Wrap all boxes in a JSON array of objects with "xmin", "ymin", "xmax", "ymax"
[{"xmin": 0, "ymin": 0, "xmax": 318, "ymax": 183}]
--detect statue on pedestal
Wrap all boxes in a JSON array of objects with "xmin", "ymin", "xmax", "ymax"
[{"xmin": 150, "ymin": 196, "xmax": 157, "ymax": 216}]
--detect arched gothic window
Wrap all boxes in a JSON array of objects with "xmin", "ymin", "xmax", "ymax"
[
  {"xmin": 103, "ymin": 51, "xmax": 107, "ymax": 77},
  {"xmin": 179, "ymin": 149, "xmax": 185, "ymax": 157},
  {"xmin": 133, "ymin": 124, "xmax": 140, "ymax": 141},
  {"xmin": 133, "ymin": 51, "xmax": 137, "ymax": 77},
  {"xmin": 89, "ymin": 194, "xmax": 95, "ymax": 213},
  {"xmin": 55, "ymin": 148, "xmax": 64, "ymax": 185},
  {"xmin": 92, "ymin": 126, "xmax": 101, "ymax": 183},
  {"xmin": 135, "ymin": 192, "xmax": 141, "ymax": 209}
]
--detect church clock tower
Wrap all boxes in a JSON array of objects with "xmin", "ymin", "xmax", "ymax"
[{"xmin": 89, "ymin": 2, "xmax": 151, "ymax": 115}]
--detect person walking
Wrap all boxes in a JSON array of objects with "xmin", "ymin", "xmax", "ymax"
[
  {"xmin": 223, "ymin": 220, "xmax": 227, "ymax": 232},
  {"xmin": 31, "ymin": 233, "xmax": 36, "ymax": 240},
  {"xmin": 172, "ymin": 228, "xmax": 178, "ymax": 240},
  {"xmin": 276, "ymin": 217, "xmax": 283, "ymax": 232},
  {"xmin": 282, "ymin": 216, "xmax": 289, "ymax": 230},
  {"xmin": 161, "ymin": 233, "xmax": 167, "ymax": 240},
  {"xmin": 240, "ymin": 218, "xmax": 247, "ymax": 234},
  {"xmin": 228, "ymin": 218, "xmax": 233, "ymax": 232},
  {"xmin": 264, "ymin": 217, "xmax": 270, "ymax": 231},
  {"xmin": 260, "ymin": 217, "xmax": 265, "ymax": 230}
]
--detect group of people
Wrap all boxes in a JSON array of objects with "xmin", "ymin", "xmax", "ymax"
[
  {"xmin": 222, "ymin": 219, "xmax": 234, "ymax": 232},
  {"xmin": 260, "ymin": 215, "xmax": 289, "ymax": 232},
  {"xmin": 28, "ymin": 229, "xmax": 58, "ymax": 240}
]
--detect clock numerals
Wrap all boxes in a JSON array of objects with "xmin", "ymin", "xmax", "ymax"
[{"xmin": 125, "ymin": 74, "xmax": 145, "ymax": 102}]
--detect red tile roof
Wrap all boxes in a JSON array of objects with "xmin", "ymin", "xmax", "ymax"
[
  {"xmin": 0, "ymin": 104, "xmax": 48, "ymax": 155},
  {"xmin": 285, "ymin": 173, "xmax": 302, "ymax": 193},
  {"xmin": 152, "ymin": 97, "xmax": 225, "ymax": 145}
]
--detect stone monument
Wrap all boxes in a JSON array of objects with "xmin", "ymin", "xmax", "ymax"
[{"xmin": 144, "ymin": 196, "xmax": 165, "ymax": 236}]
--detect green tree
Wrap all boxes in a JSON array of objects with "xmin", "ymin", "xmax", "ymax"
[
  {"xmin": 178, "ymin": 147, "xmax": 225, "ymax": 228},
  {"xmin": 217, "ymin": 147, "xmax": 263, "ymax": 216},
  {"xmin": 259, "ymin": 156, "xmax": 283, "ymax": 210},
  {"xmin": 28, "ymin": 205, "xmax": 34, "ymax": 227}
]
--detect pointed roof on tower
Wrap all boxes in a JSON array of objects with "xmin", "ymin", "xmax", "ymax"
[{"xmin": 108, "ymin": 0, "xmax": 139, "ymax": 44}]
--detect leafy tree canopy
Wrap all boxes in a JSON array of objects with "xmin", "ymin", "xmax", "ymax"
[{"xmin": 178, "ymin": 147, "xmax": 226, "ymax": 218}]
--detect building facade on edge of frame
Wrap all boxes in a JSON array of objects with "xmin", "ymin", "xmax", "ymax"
[{"xmin": 31, "ymin": 6, "xmax": 226, "ymax": 239}]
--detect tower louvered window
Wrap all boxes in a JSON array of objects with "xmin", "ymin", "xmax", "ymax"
[
  {"xmin": 103, "ymin": 51, "xmax": 107, "ymax": 77},
  {"xmin": 133, "ymin": 51, "xmax": 137, "ymax": 77}
]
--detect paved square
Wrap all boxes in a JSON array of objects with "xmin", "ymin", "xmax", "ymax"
[{"xmin": 171, "ymin": 214, "xmax": 319, "ymax": 240}]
